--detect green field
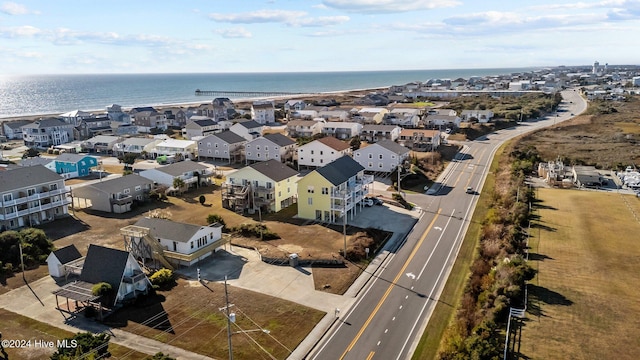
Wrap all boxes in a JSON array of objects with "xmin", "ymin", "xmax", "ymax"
[{"xmin": 520, "ymin": 188, "xmax": 640, "ymax": 359}]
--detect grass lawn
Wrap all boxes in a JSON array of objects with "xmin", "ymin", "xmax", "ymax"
[
  {"xmin": 519, "ymin": 188, "xmax": 640, "ymax": 360},
  {"xmin": 0, "ymin": 309, "xmax": 148, "ymax": 360},
  {"xmin": 105, "ymin": 278, "xmax": 325, "ymax": 360}
]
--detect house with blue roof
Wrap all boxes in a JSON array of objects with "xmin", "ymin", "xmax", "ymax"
[{"xmin": 47, "ymin": 153, "xmax": 99, "ymax": 179}]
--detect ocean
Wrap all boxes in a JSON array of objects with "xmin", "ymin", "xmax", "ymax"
[{"xmin": 0, "ymin": 68, "xmax": 540, "ymax": 118}]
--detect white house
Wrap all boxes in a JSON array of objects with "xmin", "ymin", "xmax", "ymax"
[
  {"xmin": 2, "ymin": 120, "xmax": 31, "ymax": 140},
  {"xmin": 81, "ymin": 135, "xmax": 122, "ymax": 154},
  {"xmin": 321, "ymin": 121, "xmax": 363, "ymax": 140},
  {"xmin": 291, "ymin": 110, "xmax": 319, "ymax": 120},
  {"xmin": 46, "ymin": 244, "xmax": 83, "ymax": 278},
  {"xmin": 197, "ymin": 131, "xmax": 247, "ymax": 163},
  {"xmin": 387, "ymin": 108, "xmax": 421, "ymax": 127},
  {"xmin": 358, "ymin": 108, "xmax": 389, "ymax": 124},
  {"xmin": 318, "ymin": 109, "xmax": 350, "ymax": 121},
  {"xmin": 139, "ymin": 160, "xmax": 213, "ymax": 189},
  {"xmin": 353, "ymin": 140, "xmax": 410, "ymax": 173},
  {"xmin": 284, "ymin": 99, "xmax": 306, "ymax": 113},
  {"xmin": 297, "ymin": 136, "xmax": 352, "ymax": 170},
  {"xmin": 113, "ymin": 137, "xmax": 162, "ymax": 156},
  {"xmin": 251, "ymin": 101, "xmax": 276, "ymax": 124},
  {"xmin": 398, "ymin": 129, "xmax": 442, "ymax": 151},
  {"xmin": 183, "ymin": 118, "xmax": 220, "ymax": 139},
  {"xmin": 152, "ymin": 139, "xmax": 197, "ymax": 159},
  {"xmin": 286, "ymin": 120, "xmax": 324, "ymax": 138},
  {"xmin": 360, "ymin": 124, "xmax": 402, "ymax": 143},
  {"xmin": 460, "ymin": 110, "xmax": 495, "ymax": 123},
  {"xmin": 245, "ymin": 133, "xmax": 297, "ymax": 164},
  {"xmin": 230, "ymin": 120, "xmax": 264, "ymax": 141},
  {"xmin": 424, "ymin": 113, "xmax": 461, "ymax": 128},
  {"xmin": 123, "ymin": 217, "xmax": 226, "ymax": 267}
]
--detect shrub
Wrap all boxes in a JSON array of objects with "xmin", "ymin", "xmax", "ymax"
[
  {"xmin": 51, "ymin": 332, "xmax": 111, "ymax": 360},
  {"xmin": 150, "ymin": 268, "xmax": 175, "ymax": 288},
  {"xmin": 206, "ymin": 214, "xmax": 226, "ymax": 230},
  {"xmin": 91, "ymin": 282, "xmax": 113, "ymax": 296},
  {"xmin": 229, "ymin": 223, "xmax": 279, "ymax": 240}
]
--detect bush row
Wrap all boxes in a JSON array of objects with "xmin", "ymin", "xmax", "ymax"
[{"xmin": 438, "ymin": 143, "xmax": 538, "ymax": 359}]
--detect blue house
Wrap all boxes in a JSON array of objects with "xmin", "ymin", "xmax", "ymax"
[{"xmin": 46, "ymin": 153, "xmax": 99, "ymax": 179}]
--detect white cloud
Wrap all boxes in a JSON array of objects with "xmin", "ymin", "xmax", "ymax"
[
  {"xmin": 209, "ymin": 9, "xmax": 349, "ymax": 27},
  {"xmin": 0, "ymin": 1, "xmax": 36, "ymax": 15},
  {"xmin": 0, "ymin": 25, "xmax": 42, "ymax": 37},
  {"xmin": 322, "ymin": 0, "xmax": 461, "ymax": 13},
  {"xmin": 215, "ymin": 27, "xmax": 253, "ymax": 38}
]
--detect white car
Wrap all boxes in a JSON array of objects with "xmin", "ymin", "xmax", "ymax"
[{"xmin": 363, "ymin": 198, "xmax": 374, "ymax": 207}]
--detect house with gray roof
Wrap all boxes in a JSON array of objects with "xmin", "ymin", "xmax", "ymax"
[
  {"xmin": 112, "ymin": 137, "xmax": 162, "ymax": 156},
  {"xmin": 71, "ymin": 174, "xmax": 154, "ymax": 213},
  {"xmin": 139, "ymin": 160, "xmax": 213, "ymax": 189},
  {"xmin": 223, "ymin": 159, "xmax": 299, "ymax": 213},
  {"xmin": 360, "ymin": 124, "xmax": 402, "ymax": 143},
  {"xmin": 21, "ymin": 118, "xmax": 75, "ymax": 148},
  {"xmin": 251, "ymin": 101, "xmax": 275, "ymax": 124},
  {"xmin": 52, "ymin": 244, "xmax": 150, "ymax": 312},
  {"xmin": 230, "ymin": 120, "xmax": 264, "ymax": 141},
  {"xmin": 353, "ymin": 140, "xmax": 410, "ymax": 173},
  {"xmin": 121, "ymin": 217, "xmax": 226, "ymax": 267},
  {"xmin": 197, "ymin": 131, "xmax": 247, "ymax": 163},
  {"xmin": 81, "ymin": 135, "xmax": 123, "ymax": 154},
  {"xmin": 2, "ymin": 120, "xmax": 32, "ymax": 140},
  {"xmin": 183, "ymin": 118, "xmax": 230, "ymax": 139},
  {"xmin": 244, "ymin": 133, "xmax": 297, "ymax": 164},
  {"xmin": 0, "ymin": 165, "xmax": 70, "ymax": 230},
  {"xmin": 296, "ymin": 155, "xmax": 373, "ymax": 222},
  {"xmin": 46, "ymin": 244, "xmax": 83, "ymax": 278}
]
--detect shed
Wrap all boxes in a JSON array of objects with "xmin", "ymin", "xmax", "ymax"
[{"xmin": 46, "ymin": 244, "xmax": 83, "ymax": 278}]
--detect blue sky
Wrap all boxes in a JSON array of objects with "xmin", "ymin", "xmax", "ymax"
[{"xmin": 0, "ymin": 0, "xmax": 638, "ymax": 74}]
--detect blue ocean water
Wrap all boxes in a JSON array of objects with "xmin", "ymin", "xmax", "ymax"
[{"xmin": 0, "ymin": 68, "xmax": 540, "ymax": 118}]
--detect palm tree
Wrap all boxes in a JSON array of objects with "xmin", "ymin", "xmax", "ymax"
[{"xmin": 172, "ymin": 177, "xmax": 186, "ymax": 195}]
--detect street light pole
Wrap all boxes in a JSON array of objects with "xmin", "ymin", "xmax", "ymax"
[{"xmin": 224, "ymin": 275, "xmax": 233, "ymax": 360}]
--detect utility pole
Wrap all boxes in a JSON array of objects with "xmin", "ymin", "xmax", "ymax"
[
  {"xmin": 224, "ymin": 276, "xmax": 234, "ymax": 360},
  {"xmin": 342, "ymin": 191, "xmax": 347, "ymax": 259},
  {"xmin": 397, "ymin": 164, "xmax": 402, "ymax": 198},
  {"xmin": 19, "ymin": 242, "xmax": 26, "ymax": 282}
]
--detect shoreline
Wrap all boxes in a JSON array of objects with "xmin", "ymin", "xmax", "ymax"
[{"xmin": 0, "ymin": 87, "xmax": 386, "ymax": 123}]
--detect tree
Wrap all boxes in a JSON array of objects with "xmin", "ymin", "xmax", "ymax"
[
  {"xmin": 51, "ymin": 332, "xmax": 110, "ymax": 360},
  {"xmin": 91, "ymin": 282, "xmax": 112, "ymax": 296},
  {"xmin": 20, "ymin": 228, "xmax": 53, "ymax": 265},
  {"xmin": 206, "ymin": 214, "xmax": 226, "ymax": 230},
  {"xmin": 148, "ymin": 353, "xmax": 176, "ymax": 360},
  {"xmin": 172, "ymin": 177, "xmax": 186, "ymax": 194},
  {"xmin": 149, "ymin": 268, "xmax": 175, "ymax": 289},
  {"xmin": 122, "ymin": 153, "xmax": 138, "ymax": 169},
  {"xmin": 349, "ymin": 136, "xmax": 361, "ymax": 151},
  {"xmin": 22, "ymin": 147, "xmax": 39, "ymax": 159}
]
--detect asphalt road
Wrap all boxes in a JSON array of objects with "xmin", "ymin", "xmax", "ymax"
[{"xmin": 307, "ymin": 89, "xmax": 586, "ymax": 360}]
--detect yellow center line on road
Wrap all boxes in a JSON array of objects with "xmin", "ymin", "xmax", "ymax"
[
  {"xmin": 339, "ymin": 209, "xmax": 442, "ymax": 360},
  {"xmin": 366, "ymin": 351, "xmax": 375, "ymax": 360}
]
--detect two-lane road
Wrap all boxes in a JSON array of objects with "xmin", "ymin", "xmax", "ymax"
[{"xmin": 308, "ymin": 90, "xmax": 586, "ymax": 360}]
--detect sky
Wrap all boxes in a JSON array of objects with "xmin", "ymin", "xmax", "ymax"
[{"xmin": 0, "ymin": 0, "xmax": 638, "ymax": 75}]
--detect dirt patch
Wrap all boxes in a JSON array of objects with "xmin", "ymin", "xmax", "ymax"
[{"xmin": 105, "ymin": 278, "xmax": 325, "ymax": 360}]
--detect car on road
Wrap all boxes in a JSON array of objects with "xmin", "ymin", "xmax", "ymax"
[
  {"xmin": 466, "ymin": 186, "xmax": 474, "ymax": 194},
  {"xmin": 363, "ymin": 198, "xmax": 374, "ymax": 207}
]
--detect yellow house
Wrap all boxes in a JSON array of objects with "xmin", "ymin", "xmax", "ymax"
[
  {"xmin": 297, "ymin": 156, "xmax": 374, "ymax": 222},
  {"xmin": 222, "ymin": 159, "xmax": 298, "ymax": 213}
]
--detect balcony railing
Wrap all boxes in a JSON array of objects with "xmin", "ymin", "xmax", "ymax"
[
  {"xmin": 2, "ymin": 187, "xmax": 70, "ymax": 207},
  {"xmin": 110, "ymin": 195, "xmax": 133, "ymax": 205}
]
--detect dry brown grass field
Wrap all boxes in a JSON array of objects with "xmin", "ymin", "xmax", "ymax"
[{"xmin": 520, "ymin": 188, "xmax": 640, "ymax": 359}]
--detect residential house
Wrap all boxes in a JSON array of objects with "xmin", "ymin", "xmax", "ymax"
[
  {"xmin": 424, "ymin": 112, "xmax": 461, "ymax": 128},
  {"xmin": 355, "ymin": 93, "xmax": 389, "ymax": 106},
  {"xmin": 129, "ymin": 107, "xmax": 168, "ymax": 132},
  {"xmin": 46, "ymin": 244, "xmax": 82, "ymax": 278},
  {"xmin": 212, "ymin": 98, "xmax": 236, "ymax": 120},
  {"xmin": 47, "ymin": 153, "xmax": 99, "ymax": 179},
  {"xmin": 251, "ymin": 101, "xmax": 276, "ymax": 124},
  {"xmin": 286, "ymin": 120, "xmax": 323, "ymax": 138},
  {"xmin": 139, "ymin": 160, "xmax": 213, "ymax": 189},
  {"xmin": 21, "ymin": 118, "xmax": 75, "ymax": 148},
  {"xmin": 152, "ymin": 139, "xmax": 197, "ymax": 160},
  {"xmin": 291, "ymin": 110, "xmax": 319, "ymax": 120},
  {"xmin": 353, "ymin": 140, "xmax": 410, "ymax": 173},
  {"xmin": 360, "ymin": 124, "xmax": 402, "ymax": 143},
  {"xmin": 81, "ymin": 135, "xmax": 122, "ymax": 154},
  {"xmin": 222, "ymin": 159, "xmax": 298, "ymax": 213},
  {"xmin": 321, "ymin": 121, "xmax": 363, "ymax": 140},
  {"xmin": 71, "ymin": 174, "xmax": 154, "ymax": 213},
  {"xmin": 386, "ymin": 108, "xmax": 421, "ymax": 127},
  {"xmin": 197, "ymin": 131, "xmax": 246, "ymax": 163},
  {"xmin": 296, "ymin": 156, "xmax": 374, "ymax": 222},
  {"xmin": 74, "ymin": 115, "xmax": 113, "ymax": 140},
  {"xmin": 59, "ymin": 110, "xmax": 91, "ymax": 126},
  {"xmin": 460, "ymin": 110, "xmax": 494, "ymax": 123},
  {"xmin": 318, "ymin": 109, "xmax": 350, "ymax": 122},
  {"xmin": 284, "ymin": 99, "xmax": 306, "ymax": 113},
  {"xmin": 163, "ymin": 108, "xmax": 187, "ymax": 127},
  {"xmin": 106, "ymin": 104, "xmax": 132, "ymax": 124},
  {"xmin": 19, "ymin": 157, "xmax": 54, "ymax": 168},
  {"xmin": 245, "ymin": 133, "xmax": 296, "ymax": 164},
  {"xmin": 183, "ymin": 118, "xmax": 221, "ymax": 139},
  {"xmin": 2, "ymin": 120, "xmax": 31, "ymax": 140},
  {"xmin": 53, "ymin": 244, "xmax": 151, "ymax": 309},
  {"xmin": 357, "ymin": 108, "xmax": 389, "ymax": 124},
  {"xmin": 398, "ymin": 129, "xmax": 441, "ymax": 151},
  {"xmin": 230, "ymin": 120, "xmax": 264, "ymax": 141},
  {"xmin": 297, "ymin": 136, "xmax": 352, "ymax": 170},
  {"xmin": 0, "ymin": 165, "xmax": 70, "ymax": 230},
  {"xmin": 112, "ymin": 137, "xmax": 162, "ymax": 157},
  {"xmin": 122, "ymin": 217, "xmax": 226, "ymax": 268}
]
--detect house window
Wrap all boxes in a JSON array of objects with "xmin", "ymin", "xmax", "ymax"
[
  {"xmin": 135, "ymin": 185, "xmax": 142, "ymax": 191},
  {"xmin": 265, "ymin": 146, "xmax": 268, "ymax": 151},
  {"xmin": 391, "ymin": 155, "xmax": 396, "ymax": 159},
  {"xmin": 379, "ymin": 154, "xmax": 383, "ymax": 160},
  {"xmin": 368, "ymin": 154, "xmax": 372, "ymax": 159},
  {"xmin": 278, "ymin": 191, "xmax": 281, "ymax": 197},
  {"xmin": 320, "ymin": 151, "xmax": 323, "ymax": 155},
  {"xmin": 311, "ymin": 150, "xmax": 314, "ymax": 155},
  {"xmin": 308, "ymin": 197, "xmax": 313, "ymax": 205},
  {"xmin": 27, "ymin": 188, "xmax": 36, "ymax": 196},
  {"xmin": 191, "ymin": 242, "xmax": 194, "ymax": 249},
  {"xmin": 215, "ymin": 143, "xmax": 219, "ymax": 148},
  {"xmin": 123, "ymin": 188, "xmax": 131, "ymax": 194},
  {"xmin": 257, "ymin": 153, "xmax": 260, "ymax": 158},
  {"xmin": 368, "ymin": 162, "xmax": 373, "ymax": 167},
  {"xmin": 247, "ymin": 152, "xmax": 252, "ymax": 156},
  {"xmin": 266, "ymin": 182, "xmax": 272, "ymax": 189},
  {"xmin": 256, "ymin": 145, "xmax": 260, "ymax": 150},
  {"xmin": 322, "ymin": 187, "xmax": 328, "ymax": 195},
  {"xmin": 136, "ymin": 195, "xmax": 143, "ymax": 200},
  {"xmin": 3, "ymin": 193, "xmax": 13, "ymax": 202},
  {"xmin": 355, "ymin": 153, "xmax": 360, "ymax": 157},
  {"xmin": 307, "ymin": 186, "xmax": 314, "ymax": 193},
  {"xmin": 320, "ymin": 159, "xmax": 323, "ymax": 164},
  {"xmin": 80, "ymin": 161, "xmax": 85, "ymax": 166},
  {"xmin": 379, "ymin": 163, "xmax": 384, "ymax": 168}
]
